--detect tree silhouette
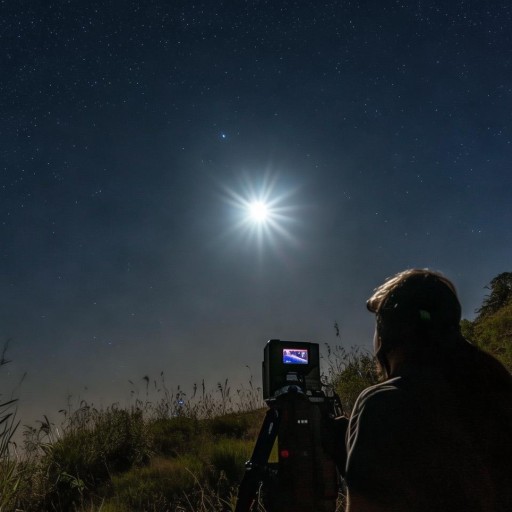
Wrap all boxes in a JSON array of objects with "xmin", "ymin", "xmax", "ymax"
[{"xmin": 476, "ymin": 272, "xmax": 512, "ymax": 320}]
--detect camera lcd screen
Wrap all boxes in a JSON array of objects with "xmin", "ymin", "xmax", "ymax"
[{"xmin": 282, "ymin": 348, "xmax": 309, "ymax": 365}]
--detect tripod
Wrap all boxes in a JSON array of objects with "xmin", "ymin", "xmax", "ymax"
[{"xmin": 235, "ymin": 387, "xmax": 343, "ymax": 512}]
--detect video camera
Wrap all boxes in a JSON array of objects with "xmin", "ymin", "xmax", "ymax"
[
  {"xmin": 236, "ymin": 340, "xmax": 346, "ymax": 512},
  {"xmin": 263, "ymin": 340, "xmax": 321, "ymax": 400}
]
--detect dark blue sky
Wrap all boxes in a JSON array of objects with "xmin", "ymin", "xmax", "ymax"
[{"xmin": 1, "ymin": 1, "xmax": 511, "ymax": 425}]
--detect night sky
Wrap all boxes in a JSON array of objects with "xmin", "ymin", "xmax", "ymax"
[{"xmin": 2, "ymin": 1, "xmax": 511, "ymax": 426}]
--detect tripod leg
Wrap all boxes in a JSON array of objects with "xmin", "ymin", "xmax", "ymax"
[{"xmin": 235, "ymin": 407, "xmax": 280, "ymax": 512}]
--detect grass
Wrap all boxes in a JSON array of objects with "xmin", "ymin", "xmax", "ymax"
[
  {"xmin": 324, "ymin": 344, "xmax": 380, "ymax": 413},
  {"xmin": 0, "ymin": 344, "xmax": 375, "ymax": 512},
  {"xmin": 107, "ymin": 455, "xmax": 207, "ymax": 510},
  {"xmin": 0, "ymin": 342, "xmax": 23, "ymax": 512},
  {"xmin": 208, "ymin": 438, "xmax": 254, "ymax": 483},
  {"xmin": 1, "ymin": 372, "xmax": 269, "ymax": 511}
]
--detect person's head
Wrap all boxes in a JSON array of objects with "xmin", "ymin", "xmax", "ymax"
[{"xmin": 367, "ymin": 269, "xmax": 463, "ymax": 377}]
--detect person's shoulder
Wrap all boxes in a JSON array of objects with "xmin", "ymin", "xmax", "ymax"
[
  {"xmin": 357, "ymin": 377, "xmax": 402, "ymax": 397},
  {"xmin": 345, "ymin": 377, "xmax": 422, "ymax": 499},
  {"xmin": 352, "ymin": 377, "xmax": 407, "ymax": 414}
]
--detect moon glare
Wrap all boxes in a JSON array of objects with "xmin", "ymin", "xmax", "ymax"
[{"xmin": 249, "ymin": 201, "xmax": 269, "ymax": 222}]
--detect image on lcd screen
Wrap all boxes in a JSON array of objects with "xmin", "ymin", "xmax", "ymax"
[{"xmin": 282, "ymin": 349, "xmax": 309, "ymax": 364}]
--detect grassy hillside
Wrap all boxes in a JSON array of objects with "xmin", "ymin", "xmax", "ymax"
[
  {"xmin": 2, "ymin": 344, "xmax": 373, "ymax": 512},
  {"xmin": 2, "ymin": 272, "xmax": 510, "ymax": 511},
  {"xmin": 2, "ymin": 345, "xmax": 370, "ymax": 512},
  {"xmin": 1, "ymin": 379, "xmax": 268, "ymax": 512}
]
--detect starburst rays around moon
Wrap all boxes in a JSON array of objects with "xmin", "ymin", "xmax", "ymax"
[{"xmin": 221, "ymin": 173, "xmax": 299, "ymax": 251}]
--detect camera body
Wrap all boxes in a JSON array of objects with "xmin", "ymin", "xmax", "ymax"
[
  {"xmin": 236, "ymin": 339, "xmax": 344, "ymax": 512},
  {"xmin": 262, "ymin": 339, "xmax": 321, "ymax": 401}
]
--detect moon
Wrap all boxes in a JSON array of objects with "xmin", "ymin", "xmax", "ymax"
[
  {"xmin": 221, "ymin": 172, "xmax": 299, "ymax": 250},
  {"xmin": 248, "ymin": 201, "xmax": 269, "ymax": 223}
]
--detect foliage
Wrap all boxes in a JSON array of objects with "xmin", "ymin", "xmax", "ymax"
[
  {"xmin": 208, "ymin": 438, "xmax": 254, "ymax": 484},
  {"xmin": 107, "ymin": 455, "xmax": 206, "ymax": 510},
  {"xmin": 139, "ymin": 372, "xmax": 264, "ymax": 421},
  {"xmin": 464, "ymin": 302, "xmax": 512, "ymax": 372},
  {"xmin": 6, "ymin": 377, "xmax": 266, "ymax": 511},
  {"xmin": 0, "ymin": 342, "xmax": 22, "ymax": 512},
  {"xmin": 459, "ymin": 318, "xmax": 474, "ymax": 340},
  {"xmin": 40, "ymin": 405, "xmax": 151, "ymax": 510},
  {"xmin": 475, "ymin": 272, "xmax": 512, "ymax": 320},
  {"xmin": 461, "ymin": 272, "xmax": 512, "ymax": 373},
  {"xmin": 205, "ymin": 411, "xmax": 253, "ymax": 440},
  {"xmin": 0, "ymin": 448, "xmax": 21, "ymax": 512},
  {"xmin": 324, "ymin": 344, "xmax": 380, "ymax": 414},
  {"xmin": 149, "ymin": 416, "xmax": 202, "ymax": 457}
]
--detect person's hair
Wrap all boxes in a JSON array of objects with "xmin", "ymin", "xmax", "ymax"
[
  {"xmin": 367, "ymin": 268, "xmax": 462, "ymax": 334},
  {"xmin": 367, "ymin": 269, "xmax": 512, "ymax": 397},
  {"xmin": 367, "ymin": 268, "xmax": 460, "ymax": 318}
]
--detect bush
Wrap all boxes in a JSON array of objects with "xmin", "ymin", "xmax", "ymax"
[
  {"xmin": 469, "ymin": 302, "xmax": 512, "ymax": 372},
  {"xmin": 208, "ymin": 438, "xmax": 254, "ymax": 484},
  {"xmin": 108, "ymin": 455, "xmax": 205, "ymax": 510},
  {"xmin": 41, "ymin": 406, "xmax": 151, "ymax": 509},
  {"xmin": 205, "ymin": 412, "xmax": 252, "ymax": 440},
  {"xmin": 325, "ymin": 345, "xmax": 379, "ymax": 414},
  {"xmin": 149, "ymin": 416, "xmax": 202, "ymax": 457}
]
